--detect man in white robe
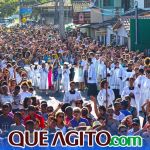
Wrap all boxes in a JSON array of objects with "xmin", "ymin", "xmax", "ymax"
[
  {"xmin": 122, "ymin": 77, "xmax": 140, "ymax": 114},
  {"xmin": 135, "ymin": 69, "xmax": 147, "ymax": 111},
  {"xmin": 63, "ymin": 81, "xmax": 82, "ymax": 104},
  {"xmin": 97, "ymin": 80, "xmax": 115, "ymax": 107},
  {"xmin": 87, "ymin": 58, "xmax": 97, "ymax": 97},
  {"xmin": 109, "ymin": 62, "xmax": 123, "ymax": 99},
  {"xmin": 142, "ymin": 70, "xmax": 150, "ymax": 107}
]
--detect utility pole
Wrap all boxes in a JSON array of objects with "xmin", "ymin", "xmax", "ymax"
[
  {"xmin": 19, "ymin": 0, "xmax": 23, "ymax": 25},
  {"xmin": 54, "ymin": 0, "xmax": 59, "ymax": 25},
  {"xmin": 135, "ymin": 1, "xmax": 138, "ymax": 45},
  {"xmin": 59, "ymin": 0, "xmax": 65, "ymax": 39}
]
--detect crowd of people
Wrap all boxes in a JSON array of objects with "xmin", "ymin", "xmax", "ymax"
[{"xmin": 0, "ymin": 25, "xmax": 150, "ymax": 148}]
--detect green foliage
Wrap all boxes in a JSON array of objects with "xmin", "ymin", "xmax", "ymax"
[{"xmin": 0, "ymin": 0, "xmax": 51, "ymax": 18}]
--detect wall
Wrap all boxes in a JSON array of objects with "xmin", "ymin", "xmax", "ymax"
[
  {"xmin": 91, "ymin": 8, "xmax": 102, "ymax": 23},
  {"xmin": 130, "ymin": 19, "xmax": 150, "ymax": 51},
  {"xmin": 134, "ymin": 0, "xmax": 144, "ymax": 9},
  {"xmin": 106, "ymin": 26, "xmax": 114, "ymax": 45}
]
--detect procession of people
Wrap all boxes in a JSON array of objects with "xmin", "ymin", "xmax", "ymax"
[{"xmin": 0, "ymin": 25, "xmax": 150, "ymax": 148}]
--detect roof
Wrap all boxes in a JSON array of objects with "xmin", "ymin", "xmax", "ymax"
[
  {"xmin": 34, "ymin": 1, "xmax": 72, "ymax": 9},
  {"xmin": 123, "ymin": 8, "xmax": 147, "ymax": 16},
  {"xmin": 90, "ymin": 19, "xmax": 117, "ymax": 29},
  {"xmin": 113, "ymin": 14, "xmax": 150, "ymax": 34}
]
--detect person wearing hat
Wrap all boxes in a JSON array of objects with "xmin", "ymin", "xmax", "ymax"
[
  {"xmin": 39, "ymin": 61, "xmax": 49, "ymax": 93},
  {"xmin": 87, "ymin": 58, "xmax": 97, "ymax": 97},
  {"xmin": 127, "ymin": 117, "xmax": 142, "ymax": 136},
  {"xmin": 121, "ymin": 76, "xmax": 140, "ymax": 114}
]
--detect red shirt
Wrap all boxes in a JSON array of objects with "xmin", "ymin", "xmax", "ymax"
[{"xmin": 24, "ymin": 113, "xmax": 45, "ymax": 129}]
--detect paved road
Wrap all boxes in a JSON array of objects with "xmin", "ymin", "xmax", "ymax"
[
  {"xmin": 35, "ymin": 90, "xmax": 88, "ymax": 109},
  {"xmin": 35, "ymin": 90, "xmax": 97, "ymax": 118}
]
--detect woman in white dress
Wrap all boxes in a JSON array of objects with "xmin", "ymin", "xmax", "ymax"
[
  {"xmin": 33, "ymin": 64, "xmax": 40, "ymax": 88},
  {"xmin": 39, "ymin": 62, "xmax": 49, "ymax": 92},
  {"xmin": 62, "ymin": 63, "xmax": 70, "ymax": 92}
]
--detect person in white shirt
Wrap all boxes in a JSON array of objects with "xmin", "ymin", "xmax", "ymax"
[
  {"xmin": 109, "ymin": 62, "xmax": 123, "ymax": 99},
  {"xmin": 122, "ymin": 76, "xmax": 140, "ymax": 114},
  {"xmin": 97, "ymin": 79, "xmax": 115, "ymax": 107},
  {"xmin": 113, "ymin": 101, "xmax": 125, "ymax": 122},
  {"xmin": 62, "ymin": 63, "xmax": 70, "ymax": 92},
  {"xmin": 142, "ymin": 70, "xmax": 150, "ymax": 108},
  {"xmin": 20, "ymin": 82, "xmax": 32, "ymax": 103},
  {"xmin": 87, "ymin": 58, "xmax": 97, "ymax": 97},
  {"xmin": 63, "ymin": 81, "xmax": 82, "ymax": 104},
  {"xmin": 135, "ymin": 69, "xmax": 147, "ymax": 111}
]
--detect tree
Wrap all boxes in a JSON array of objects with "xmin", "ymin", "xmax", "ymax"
[{"xmin": 0, "ymin": 0, "xmax": 51, "ymax": 18}]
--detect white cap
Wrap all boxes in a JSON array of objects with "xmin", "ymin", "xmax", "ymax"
[{"xmin": 64, "ymin": 62, "xmax": 69, "ymax": 65}]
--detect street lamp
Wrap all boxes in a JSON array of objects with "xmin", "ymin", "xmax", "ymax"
[{"xmin": 135, "ymin": 1, "xmax": 138, "ymax": 45}]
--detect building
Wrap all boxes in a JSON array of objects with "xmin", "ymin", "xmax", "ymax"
[
  {"xmin": 33, "ymin": 1, "xmax": 72, "ymax": 25},
  {"xmin": 133, "ymin": 0, "xmax": 150, "ymax": 9}
]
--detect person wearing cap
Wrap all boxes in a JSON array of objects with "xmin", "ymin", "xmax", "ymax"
[
  {"xmin": 24, "ymin": 105, "xmax": 45, "ymax": 129},
  {"xmin": 87, "ymin": 58, "xmax": 97, "ymax": 97},
  {"xmin": 122, "ymin": 76, "xmax": 140, "ymax": 114},
  {"xmin": 70, "ymin": 107, "xmax": 90, "ymax": 128},
  {"xmin": 127, "ymin": 117, "xmax": 142, "ymax": 136},
  {"xmin": 39, "ymin": 61, "xmax": 48, "ymax": 93}
]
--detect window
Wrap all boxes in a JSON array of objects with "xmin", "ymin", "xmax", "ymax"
[
  {"xmin": 145, "ymin": 0, "xmax": 150, "ymax": 8},
  {"xmin": 103, "ymin": 0, "xmax": 113, "ymax": 7}
]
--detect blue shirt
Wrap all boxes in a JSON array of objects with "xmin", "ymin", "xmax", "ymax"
[
  {"xmin": 120, "ymin": 109, "xmax": 131, "ymax": 116},
  {"xmin": 70, "ymin": 117, "xmax": 90, "ymax": 128}
]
